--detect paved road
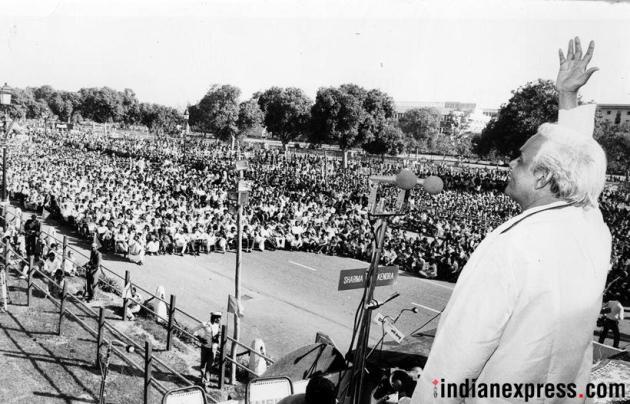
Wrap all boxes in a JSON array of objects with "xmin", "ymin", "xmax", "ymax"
[
  {"xmin": 14, "ymin": 211, "xmax": 630, "ymax": 364},
  {"xmin": 36, "ymin": 218, "xmax": 452, "ymax": 359}
]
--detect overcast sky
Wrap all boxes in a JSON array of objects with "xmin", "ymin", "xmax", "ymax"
[{"xmin": 1, "ymin": 0, "xmax": 629, "ymax": 110}]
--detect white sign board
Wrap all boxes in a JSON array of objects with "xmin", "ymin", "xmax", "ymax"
[{"xmin": 374, "ymin": 313, "xmax": 405, "ymax": 344}]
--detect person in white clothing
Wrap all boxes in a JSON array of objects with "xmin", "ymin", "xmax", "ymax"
[
  {"xmin": 598, "ymin": 298, "xmax": 625, "ymax": 348},
  {"xmin": 412, "ymin": 38, "xmax": 611, "ymax": 403},
  {"xmin": 192, "ymin": 312, "xmax": 222, "ymax": 387},
  {"xmin": 248, "ymin": 338, "xmax": 268, "ymax": 377},
  {"xmin": 63, "ymin": 250, "xmax": 77, "ymax": 276}
]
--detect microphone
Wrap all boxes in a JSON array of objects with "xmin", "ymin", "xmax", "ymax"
[
  {"xmin": 393, "ymin": 306, "xmax": 420, "ymax": 323},
  {"xmin": 366, "ymin": 292, "xmax": 400, "ymax": 309},
  {"xmin": 369, "ymin": 169, "xmax": 444, "ymax": 194}
]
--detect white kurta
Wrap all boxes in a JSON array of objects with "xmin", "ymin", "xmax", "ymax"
[
  {"xmin": 412, "ymin": 105, "xmax": 611, "ymax": 403},
  {"xmin": 412, "ymin": 202, "xmax": 611, "ymax": 403}
]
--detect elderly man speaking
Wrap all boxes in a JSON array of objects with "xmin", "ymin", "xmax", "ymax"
[{"xmin": 412, "ymin": 37, "xmax": 611, "ymax": 403}]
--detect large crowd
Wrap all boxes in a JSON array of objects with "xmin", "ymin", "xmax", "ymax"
[{"xmin": 6, "ymin": 127, "xmax": 630, "ymax": 305}]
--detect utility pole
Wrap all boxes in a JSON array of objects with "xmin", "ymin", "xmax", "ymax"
[
  {"xmin": 0, "ymin": 83, "xmax": 13, "ymax": 204},
  {"xmin": 230, "ymin": 142, "xmax": 250, "ymax": 382}
]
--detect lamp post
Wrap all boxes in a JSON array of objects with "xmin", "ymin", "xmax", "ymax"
[
  {"xmin": 0, "ymin": 83, "xmax": 13, "ymax": 204},
  {"xmin": 43, "ymin": 112, "xmax": 49, "ymax": 136},
  {"xmin": 183, "ymin": 108, "xmax": 189, "ymax": 136},
  {"xmin": 229, "ymin": 156, "xmax": 250, "ymax": 383},
  {"xmin": 182, "ymin": 108, "xmax": 190, "ymax": 159}
]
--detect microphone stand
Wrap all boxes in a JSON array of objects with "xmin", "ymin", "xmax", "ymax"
[
  {"xmin": 343, "ymin": 169, "xmax": 442, "ymax": 404},
  {"xmin": 346, "ymin": 214, "xmax": 392, "ymax": 404}
]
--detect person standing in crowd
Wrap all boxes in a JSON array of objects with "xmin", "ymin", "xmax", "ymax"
[
  {"xmin": 24, "ymin": 214, "xmax": 40, "ymax": 260},
  {"xmin": 598, "ymin": 297, "xmax": 625, "ymax": 348},
  {"xmin": 192, "ymin": 311, "xmax": 222, "ymax": 388},
  {"xmin": 83, "ymin": 240, "xmax": 102, "ymax": 303},
  {"xmin": 413, "ymin": 38, "xmax": 611, "ymax": 402},
  {"xmin": 145, "ymin": 285, "xmax": 168, "ymax": 324}
]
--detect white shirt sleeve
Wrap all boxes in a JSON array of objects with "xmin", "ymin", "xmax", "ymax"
[{"xmin": 557, "ymin": 104, "xmax": 596, "ymax": 139}]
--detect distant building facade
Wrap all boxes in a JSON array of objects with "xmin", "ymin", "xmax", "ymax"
[
  {"xmin": 597, "ymin": 104, "xmax": 630, "ymax": 126},
  {"xmin": 395, "ymin": 101, "xmax": 498, "ymax": 134}
]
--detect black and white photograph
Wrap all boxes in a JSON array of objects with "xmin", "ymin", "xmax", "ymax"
[{"xmin": 0, "ymin": 0, "xmax": 629, "ymax": 403}]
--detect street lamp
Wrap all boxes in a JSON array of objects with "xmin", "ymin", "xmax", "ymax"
[
  {"xmin": 0, "ymin": 83, "xmax": 12, "ymax": 106},
  {"xmin": 0, "ymin": 83, "xmax": 13, "ymax": 204},
  {"xmin": 182, "ymin": 108, "xmax": 190, "ymax": 158},
  {"xmin": 183, "ymin": 108, "xmax": 189, "ymax": 135},
  {"xmin": 42, "ymin": 112, "xmax": 49, "ymax": 136}
]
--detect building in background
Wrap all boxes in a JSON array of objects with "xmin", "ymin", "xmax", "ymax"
[
  {"xmin": 597, "ymin": 104, "xmax": 630, "ymax": 126},
  {"xmin": 466, "ymin": 108, "xmax": 494, "ymax": 134},
  {"xmin": 395, "ymin": 101, "xmax": 476, "ymax": 118},
  {"xmin": 395, "ymin": 101, "xmax": 497, "ymax": 134}
]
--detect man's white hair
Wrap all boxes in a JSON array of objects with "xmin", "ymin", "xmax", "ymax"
[{"xmin": 531, "ymin": 123, "xmax": 607, "ymax": 208}]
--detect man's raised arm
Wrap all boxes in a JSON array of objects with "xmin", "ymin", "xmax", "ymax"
[{"xmin": 556, "ymin": 37, "xmax": 599, "ymax": 136}]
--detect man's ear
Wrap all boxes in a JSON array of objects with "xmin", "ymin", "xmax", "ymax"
[{"xmin": 534, "ymin": 169, "xmax": 552, "ymax": 190}]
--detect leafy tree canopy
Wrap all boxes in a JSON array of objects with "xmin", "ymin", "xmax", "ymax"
[
  {"xmin": 191, "ymin": 84, "xmax": 241, "ymax": 141},
  {"xmin": 473, "ymin": 79, "xmax": 558, "ymax": 158},
  {"xmin": 256, "ymin": 87, "xmax": 311, "ymax": 144}
]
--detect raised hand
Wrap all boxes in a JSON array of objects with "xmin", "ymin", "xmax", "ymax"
[{"xmin": 556, "ymin": 37, "xmax": 599, "ymax": 94}]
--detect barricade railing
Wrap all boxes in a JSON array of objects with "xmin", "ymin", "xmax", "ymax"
[
  {"xmin": 217, "ymin": 333, "xmax": 276, "ymax": 388},
  {"xmin": 2, "ymin": 206, "xmax": 274, "ymax": 388},
  {"xmin": 0, "ymin": 238, "xmax": 217, "ymax": 404}
]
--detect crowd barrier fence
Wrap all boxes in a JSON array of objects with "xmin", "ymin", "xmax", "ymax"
[
  {"xmin": 0, "ymin": 237, "xmax": 215, "ymax": 403},
  {"xmin": 1, "ymin": 206, "xmax": 274, "ymax": 390}
]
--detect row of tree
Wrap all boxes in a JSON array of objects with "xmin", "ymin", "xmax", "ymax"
[
  {"xmin": 7, "ymin": 81, "xmax": 628, "ymax": 171},
  {"xmin": 5, "ymin": 85, "xmax": 183, "ymax": 134},
  {"xmin": 188, "ymin": 83, "xmax": 467, "ymax": 156},
  {"xmin": 7, "ymin": 83, "xmax": 463, "ymax": 156}
]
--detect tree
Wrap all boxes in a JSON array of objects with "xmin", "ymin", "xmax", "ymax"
[
  {"xmin": 121, "ymin": 88, "xmax": 141, "ymax": 126},
  {"xmin": 256, "ymin": 87, "xmax": 311, "ymax": 144},
  {"xmin": 441, "ymin": 111, "xmax": 468, "ymax": 137},
  {"xmin": 32, "ymin": 85, "xmax": 55, "ymax": 104},
  {"xmin": 47, "ymin": 91, "xmax": 81, "ymax": 122},
  {"xmin": 237, "ymin": 99, "xmax": 264, "ymax": 138},
  {"xmin": 339, "ymin": 83, "xmax": 368, "ymax": 104},
  {"xmin": 361, "ymin": 89, "xmax": 397, "ymax": 143},
  {"xmin": 191, "ymin": 84, "xmax": 240, "ymax": 142},
  {"xmin": 5, "ymin": 87, "xmax": 35, "ymax": 119},
  {"xmin": 398, "ymin": 107, "xmax": 441, "ymax": 152},
  {"xmin": 139, "ymin": 103, "xmax": 181, "ymax": 134},
  {"xmin": 473, "ymin": 79, "xmax": 558, "ymax": 158},
  {"xmin": 361, "ymin": 122, "xmax": 405, "ymax": 157},
  {"xmin": 453, "ymin": 135, "xmax": 475, "ymax": 157},
  {"xmin": 594, "ymin": 114, "xmax": 630, "ymax": 175},
  {"xmin": 310, "ymin": 87, "xmax": 364, "ymax": 150},
  {"xmin": 78, "ymin": 87, "xmax": 126, "ymax": 123}
]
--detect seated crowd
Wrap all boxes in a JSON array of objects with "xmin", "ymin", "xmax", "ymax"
[{"xmin": 7, "ymin": 128, "xmax": 630, "ymax": 304}]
